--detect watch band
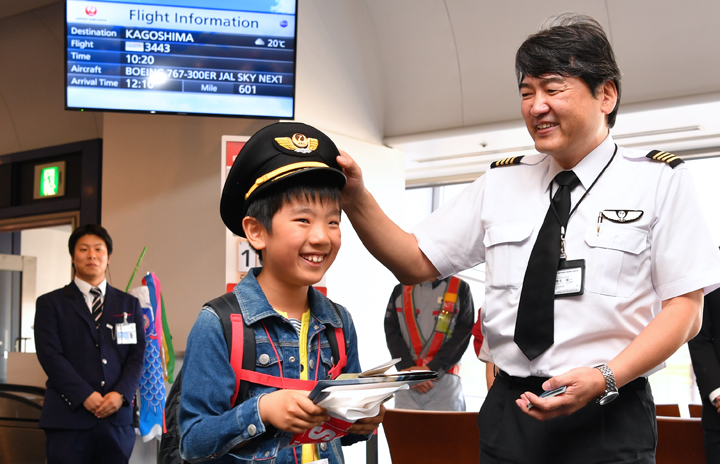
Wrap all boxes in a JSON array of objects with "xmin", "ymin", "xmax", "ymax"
[{"xmin": 592, "ymin": 363, "xmax": 619, "ymax": 405}]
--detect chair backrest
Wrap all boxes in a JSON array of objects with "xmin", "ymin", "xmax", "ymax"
[
  {"xmin": 383, "ymin": 409, "xmax": 479, "ymax": 464},
  {"xmin": 656, "ymin": 404, "xmax": 681, "ymax": 417},
  {"xmin": 656, "ymin": 417, "xmax": 705, "ymax": 464},
  {"xmin": 688, "ymin": 404, "xmax": 702, "ymax": 418}
]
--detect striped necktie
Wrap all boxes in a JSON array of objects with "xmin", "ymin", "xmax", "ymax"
[{"xmin": 90, "ymin": 287, "xmax": 103, "ymax": 322}]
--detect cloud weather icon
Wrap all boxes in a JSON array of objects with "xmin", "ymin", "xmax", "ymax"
[{"xmin": 255, "ymin": 38, "xmax": 265, "ymax": 45}]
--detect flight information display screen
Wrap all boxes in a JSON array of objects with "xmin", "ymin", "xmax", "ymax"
[{"xmin": 65, "ymin": 0, "xmax": 297, "ymax": 118}]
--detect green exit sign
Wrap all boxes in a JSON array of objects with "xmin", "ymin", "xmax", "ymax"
[{"xmin": 33, "ymin": 161, "xmax": 66, "ymax": 199}]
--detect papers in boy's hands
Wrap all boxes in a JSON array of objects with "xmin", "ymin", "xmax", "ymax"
[
  {"xmin": 310, "ymin": 358, "xmax": 439, "ymax": 419},
  {"xmin": 356, "ymin": 358, "xmax": 403, "ymax": 377},
  {"xmin": 316, "ymin": 382, "xmax": 408, "ymax": 420},
  {"xmin": 279, "ymin": 360, "xmax": 438, "ymax": 448}
]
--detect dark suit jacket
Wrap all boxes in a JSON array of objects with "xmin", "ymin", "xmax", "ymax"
[
  {"xmin": 689, "ymin": 288, "xmax": 720, "ymax": 430},
  {"xmin": 34, "ymin": 282, "xmax": 145, "ymax": 430}
]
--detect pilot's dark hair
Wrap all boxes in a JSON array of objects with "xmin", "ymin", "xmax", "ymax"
[
  {"xmin": 515, "ymin": 13, "xmax": 622, "ymax": 128},
  {"xmin": 68, "ymin": 224, "xmax": 113, "ymax": 256}
]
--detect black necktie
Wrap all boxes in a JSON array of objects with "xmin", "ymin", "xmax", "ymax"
[
  {"xmin": 514, "ymin": 170, "xmax": 581, "ymax": 361},
  {"xmin": 90, "ymin": 287, "xmax": 103, "ymax": 322}
]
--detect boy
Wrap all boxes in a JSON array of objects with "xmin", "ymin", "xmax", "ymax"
[{"xmin": 179, "ymin": 123, "xmax": 383, "ymax": 464}]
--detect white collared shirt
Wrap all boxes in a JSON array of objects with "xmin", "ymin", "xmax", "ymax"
[
  {"xmin": 414, "ymin": 135, "xmax": 720, "ymax": 378},
  {"xmin": 74, "ymin": 276, "xmax": 107, "ymax": 313}
]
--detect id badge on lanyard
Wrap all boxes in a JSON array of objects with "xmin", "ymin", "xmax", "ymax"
[
  {"xmin": 555, "ymin": 227, "xmax": 585, "ymax": 298},
  {"xmin": 550, "ymin": 146, "xmax": 618, "ymax": 299},
  {"xmin": 555, "ymin": 258, "xmax": 585, "ymax": 297},
  {"xmin": 116, "ymin": 312, "xmax": 137, "ymax": 345}
]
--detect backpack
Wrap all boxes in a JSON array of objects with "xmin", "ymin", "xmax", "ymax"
[{"xmin": 157, "ymin": 292, "xmax": 347, "ymax": 464}]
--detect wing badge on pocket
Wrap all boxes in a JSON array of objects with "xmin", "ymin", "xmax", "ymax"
[{"xmin": 600, "ymin": 210, "xmax": 643, "ymax": 223}]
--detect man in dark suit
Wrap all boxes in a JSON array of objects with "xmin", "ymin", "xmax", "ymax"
[
  {"xmin": 34, "ymin": 224, "xmax": 145, "ymax": 464},
  {"xmin": 689, "ymin": 286, "xmax": 720, "ymax": 463}
]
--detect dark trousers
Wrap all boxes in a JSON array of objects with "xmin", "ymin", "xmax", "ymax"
[
  {"xmin": 45, "ymin": 420, "xmax": 135, "ymax": 464},
  {"xmin": 478, "ymin": 371, "xmax": 656, "ymax": 464},
  {"xmin": 704, "ymin": 427, "xmax": 720, "ymax": 464}
]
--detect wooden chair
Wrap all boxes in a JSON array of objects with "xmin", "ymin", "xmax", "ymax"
[
  {"xmin": 656, "ymin": 416, "xmax": 705, "ymax": 464},
  {"xmin": 656, "ymin": 404, "xmax": 681, "ymax": 417},
  {"xmin": 689, "ymin": 404, "xmax": 703, "ymax": 418},
  {"xmin": 383, "ymin": 409, "xmax": 479, "ymax": 464}
]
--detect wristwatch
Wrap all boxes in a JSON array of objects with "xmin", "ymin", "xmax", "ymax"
[{"xmin": 592, "ymin": 363, "xmax": 619, "ymax": 405}]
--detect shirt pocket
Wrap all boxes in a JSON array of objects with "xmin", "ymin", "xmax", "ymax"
[
  {"xmin": 584, "ymin": 224, "xmax": 648, "ymax": 297},
  {"xmin": 247, "ymin": 342, "xmax": 283, "ymax": 397},
  {"xmin": 483, "ymin": 223, "xmax": 534, "ymax": 289}
]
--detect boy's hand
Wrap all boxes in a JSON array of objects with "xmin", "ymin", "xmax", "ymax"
[
  {"xmin": 258, "ymin": 390, "xmax": 330, "ymax": 433},
  {"xmin": 347, "ymin": 405, "xmax": 386, "ymax": 435}
]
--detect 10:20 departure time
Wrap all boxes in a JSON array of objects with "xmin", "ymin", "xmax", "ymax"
[{"xmin": 126, "ymin": 54, "xmax": 155, "ymax": 64}]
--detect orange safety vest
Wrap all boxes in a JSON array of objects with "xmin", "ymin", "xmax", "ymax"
[{"xmin": 396, "ymin": 277, "xmax": 461, "ymax": 375}]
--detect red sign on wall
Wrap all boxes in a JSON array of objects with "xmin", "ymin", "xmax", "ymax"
[{"xmin": 226, "ymin": 142, "xmax": 246, "ymax": 168}]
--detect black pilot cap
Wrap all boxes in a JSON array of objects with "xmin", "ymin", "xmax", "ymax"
[{"xmin": 221, "ymin": 122, "xmax": 347, "ymax": 237}]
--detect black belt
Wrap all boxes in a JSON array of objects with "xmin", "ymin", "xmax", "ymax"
[{"xmin": 497, "ymin": 369, "xmax": 648, "ymax": 393}]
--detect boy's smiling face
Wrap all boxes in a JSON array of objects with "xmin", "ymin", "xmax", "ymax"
[{"xmin": 246, "ymin": 195, "xmax": 341, "ymax": 289}]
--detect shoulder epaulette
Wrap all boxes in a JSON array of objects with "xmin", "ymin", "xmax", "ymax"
[
  {"xmin": 490, "ymin": 155, "xmax": 525, "ymax": 169},
  {"xmin": 646, "ymin": 150, "xmax": 684, "ymax": 169}
]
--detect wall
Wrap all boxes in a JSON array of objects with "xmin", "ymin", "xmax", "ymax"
[
  {"xmin": 20, "ymin": 224, "xmax": 72, "ymax": 352},
  {"xmin": 0, "ymin": 2, "xmax": 103, "ymax": 155},
  {"xmin": 101, "ymin": 113, "xmax": 271, "ymax": 351},
  {"xmin": 293, "ymin": 0, "xmax": 385, "ymax": 144},
  {"xmin": 324, "ymin": 132, "xmax": 404, "ymax": 372}
]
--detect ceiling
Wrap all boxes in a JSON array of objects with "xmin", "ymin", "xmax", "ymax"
[
  {"xmin": 4, "ymin": 0, "xmax": 720, "ymax": 184},
  {"xmin": 360, "ymin": 0, "xmax": 720, "ymax": 184}
]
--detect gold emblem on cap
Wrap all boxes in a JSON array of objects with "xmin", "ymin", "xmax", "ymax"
[{"xmin": 275, "ymin": 134, "xmax": 319, "ymax": 154}]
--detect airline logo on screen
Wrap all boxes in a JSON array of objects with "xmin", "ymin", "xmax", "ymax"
[{"xmin": 67, "ymin": 1, "xmax": 296, "ymax": 36}]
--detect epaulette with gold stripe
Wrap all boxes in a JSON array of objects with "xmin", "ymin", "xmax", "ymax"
[
  {"xmin": 646, "ymin": 150, "xmax": 683, "ymax": 169},
  {"xmin": 490, "ymin": 155, "xmax": 525, "ymax": 169}
]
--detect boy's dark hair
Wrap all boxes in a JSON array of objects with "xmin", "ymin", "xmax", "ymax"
[
  {"xmin": 245, "ymin": 176, "xmax": 342, "ymax": 262},
  {"xmin": 515, "ymin": 13, "xmax": 622, "ymax": 128},
  {"xmin": 68, "ymin": 224, "xmax": 114, "ymax": 256}
]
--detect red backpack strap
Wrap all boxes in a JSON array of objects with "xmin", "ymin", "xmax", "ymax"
[
  {"xmin": 228, "ymin": 314, "xmax": 245, "ymax": 406},
  {"xmin": 229, "ymin": 314, "xmax": 319, "ymax": 397},
  {"xmin": 326, "ymin": 327, "xmax": 346, "ymax": 379},
  {"xmin": 238, "ymin": 369, "xmax": 317, "ymax": 391}
]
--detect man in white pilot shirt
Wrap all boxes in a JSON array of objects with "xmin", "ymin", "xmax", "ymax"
[{"xmin": 337, "ymin": 13, "xmax": 720, "ymax": 464}]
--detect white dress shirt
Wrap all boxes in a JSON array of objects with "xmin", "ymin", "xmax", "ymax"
[
  {"xmin": 414, "ymin": 135, "xmax": 720, "ymax": 378},
  {"xmin": 74, "ymin": 276, "xmax": 107, "ymax": 313}
]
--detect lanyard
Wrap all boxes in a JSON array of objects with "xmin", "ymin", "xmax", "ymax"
[
  {"xmin": 550, "ymin": 144, "xmax": 618, "ymax": 258},
  {"xmin": 261, "ymin": 321, "xmax": 321, "ymax": 383}
]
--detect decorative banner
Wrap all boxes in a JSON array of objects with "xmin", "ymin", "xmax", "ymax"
[{"xmin": 129, "ymin": 272, "xmax": 175, "ymax": 442}]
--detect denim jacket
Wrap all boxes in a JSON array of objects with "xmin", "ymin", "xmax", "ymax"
[{"xmin": 179, "ymin": 268, "xmax": 365, "ymax": 463}]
